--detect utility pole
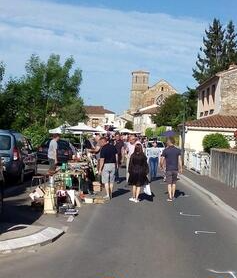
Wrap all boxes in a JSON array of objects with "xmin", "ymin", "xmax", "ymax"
[{"xmin": 181, "ymin": 95, "xmax": 187, "ymax": 165}]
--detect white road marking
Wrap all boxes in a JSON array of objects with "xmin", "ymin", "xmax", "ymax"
[
  {"xmin": 208, "ymin": 269, "xmax": 237, "ymax": 278},
  {"xmin": 67, "ymin": 216, "xmax": 75, "ymax": 222},
  {"xmin": 180, "ymin": 212, "xmax": 200, "ymax": 217},
  {"xmin": 195, "ymin": 230, "xmax": 216, "ymax": 235}
]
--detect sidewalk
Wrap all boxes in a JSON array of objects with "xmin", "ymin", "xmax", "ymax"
[
  {"xmin": 0, "ymin": 174, "xmax": 65, "ymax": 252},
  {"xmin": 183, "ymin": 169, "xmax": 237, "ymax": 212}
]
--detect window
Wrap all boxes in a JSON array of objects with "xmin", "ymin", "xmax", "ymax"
[
  {"xmin": 207, "ymin": 87, "xmax": 210, "ymax": 104},
  {"xmin": 135, "ymin": 76, "xmax": 138, "ymax": 83},
  {"xmin": 156, "ymin": 94, "xmax": 165, "ymax": 106},
  {"xmin": 0, "ymin": 135, "xmax": 11, "ymax": 150},
  {"xmin": 209, "ymin": 109, "xmax": 214, "ymax": 115},
  {"xmin": 204, "ymin": 111, "xmax": 208, "ymax": 116},
  {"xmin": 200, "ymin": 112, "xmax": 204, "ymax": 117},
  {"xmin": 161, "ymin": 87, "xmax": 164, "ymax": 91},
  {"xmin": 212, "ymin": 84, "xmax": 215, "ymax": 102},
  {"xmin": 201, "ymin": 90, "xmax": 205, "ymax": 105},
  {"xmin": 92, "ymin": 118, "xmax": 99, "ymax": 128}
]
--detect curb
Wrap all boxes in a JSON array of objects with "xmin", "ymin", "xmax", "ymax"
[
  {"xmin": 0, "ymin": 227, "xmax": 64, "ymax": 253},
  {"xmin": 181, "ymin": 174, "xmax": 237, "ymax": 220}
]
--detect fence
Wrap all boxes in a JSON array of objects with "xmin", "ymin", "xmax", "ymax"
[
  {"xmin": 210, "ymin": 149, "xmax": 237, "ymax": 188},
  {"xmin": 184, "ymin": 149, "xmax": 210, "ymax": 176}
]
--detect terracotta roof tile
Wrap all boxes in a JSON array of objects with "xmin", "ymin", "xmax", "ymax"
[
  {"xmin": 186, "ymin": 115, "xmax": 237, "ymax": 128},
  {"xmin": 85, "ymin": 106, "xmax": 115, "ymax": 115}
]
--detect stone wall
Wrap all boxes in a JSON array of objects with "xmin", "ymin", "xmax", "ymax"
[{"xmin": 220, "ymin": 70, "xmax": 237, "ymax": 116}]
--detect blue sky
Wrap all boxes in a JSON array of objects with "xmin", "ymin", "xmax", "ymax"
[{"xmin": 0, "ymin": 0, "xmax": 236, "ymax": 114}]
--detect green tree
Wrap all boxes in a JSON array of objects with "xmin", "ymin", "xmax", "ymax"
[
  {"xmin": 202, "ymin": 133, "xmax": 230, "ymax": 153},
  {"xmin": 0, "ymin": 54, "xmax": 86, "ymax": 131},
  {"xmin": 145, "ymin": 127, "xmax": 153, "ymax": 138},
  {"xmin": 183, "ymin": 88, "xmax": 198, "ymax": 120},
  {"xmin": 225, "ymin": 20, "xmax": 237, "ymax": 66},
  {"xmin": 125, "ymin": 121, "xmax": 133, "ymax": 130},
  {"xmin": 193, "ymin": 18, "xmax": 226, "ymax": 83},
  {"xmin": 152, "ymin": 94, "xmax": 183, "ymax": 129}
]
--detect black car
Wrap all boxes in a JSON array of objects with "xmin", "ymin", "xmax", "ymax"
[
  {"xmin": 0, "ymin": 130, "xmax": 37, "ymax": 183},
  {"xmin": 37, "ymin": 139, "xmax": 75, "ymax": 164}
]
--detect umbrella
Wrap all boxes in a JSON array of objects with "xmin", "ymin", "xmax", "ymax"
[
  {"xmin": 95, "ymin": 125, "xmax": 107, "ymax": 134},
  {"xmin": 66, "ymin": 122, "xmax": 97, "ymax": 133},
  {"xmin": 160, "ymin": 130, "xmax": 176, "ymax": 137}
]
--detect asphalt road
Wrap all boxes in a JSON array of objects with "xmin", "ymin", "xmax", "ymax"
[{"xmin": 0, "ymin": 172, "xmax": 237, "ymax": 278}]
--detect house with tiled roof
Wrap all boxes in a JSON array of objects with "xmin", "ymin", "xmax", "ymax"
[
  {"xmin": 184, "ymin": 65, "xmax": 237, "ymax": 152},
  {"xmin": 84, "ymin": 106, "xmax": 115, "ymax": 128}
]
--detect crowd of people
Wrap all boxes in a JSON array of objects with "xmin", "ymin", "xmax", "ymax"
[{"xmin": 85, "ymin": 132, "xmax": 183, "ymax": 203}]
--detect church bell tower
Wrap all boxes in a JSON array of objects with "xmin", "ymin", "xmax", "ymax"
[{"xmin": 130, "ymin": 70, "xmax": 149, "ymax": 112}]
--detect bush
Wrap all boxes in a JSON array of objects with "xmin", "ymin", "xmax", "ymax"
[
  {"xmin": 125, "ymin": 121, "xmax": 133, "ymax": 130},
  {"xmin": 202, "ymin": 133, "xmax": 230, "ymax": 153}
]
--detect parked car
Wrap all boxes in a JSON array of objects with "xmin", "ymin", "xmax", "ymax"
[
  {"xmin": 145, "ymin": 140, "xmax": 165, "ymax": 158},
  {"xmin": 0, "ymin": 156, "xmax": 4, "ymax": 214},
  {"xmin": 37, "ymin": 139, "xmax": 75, "ymax": 164},
  {"xmin": 0, "ymin": 130, "xmax": 37, "ymax": 183}
]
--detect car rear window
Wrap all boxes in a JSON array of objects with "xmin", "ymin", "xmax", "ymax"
[{"xmin": 0, "ymin": 135, "xmax": 11, "ymax": 150}]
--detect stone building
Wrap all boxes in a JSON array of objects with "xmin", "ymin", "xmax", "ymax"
[
  {"xmin": 130, "ymin": 70, "xmax": 177, "ymax": 113},
  {"xmin": 128, "ymin": 70, "xmax": 177, "ymax": 134},
  {"xmin": 197, "ymin": 64, "xmax": 237, "ymax": 119},
  {"xmin": 85, "ymin": 106, "xmax": 115, "ymax": 128},
  {"xmin": 184, "ymin": 64, "xmax": 237, "ymax": 153}
]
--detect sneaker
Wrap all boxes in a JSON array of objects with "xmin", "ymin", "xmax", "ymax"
[
  {"xmin": 167, "ymin": 198, "xmax": 173, "ymax": 202},
  {"xmin": 129, "ymin": 197, "xmax": 135, "ymax": 202},
  {"xmin": 103, "ymin": 195, "xmax": 110, "ymax": 199},
  {"xmin": 134, "ymin": 199, "xmax": 140, "ymax": 203}
]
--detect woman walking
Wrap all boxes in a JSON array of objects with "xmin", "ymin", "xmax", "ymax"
[
  {"xmin": 128, "ymin": 144, "xmax": 149, "ymax": 203},
  {"xmin": 148, "ymin": 141, "xmax": 160, "ymax": 181}
]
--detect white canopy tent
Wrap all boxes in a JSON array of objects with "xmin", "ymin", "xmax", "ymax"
[
  {"xmin": 48, "ymin": 123, "xmax": 71, "ymax": 134},
  {"xmin": 66, "ymin": 122, "xmax": 98, "ymax": 152},
  {"xmin": 119, "ymin": 128, "xmax": 140, "ymax": 134},
  {"xmin": 66, "ymin": 122, "xmax": 98, "ymax": 134},
  {"xmin": 95, "ymin": 125, "xmax": 107, "ymax": 134}
]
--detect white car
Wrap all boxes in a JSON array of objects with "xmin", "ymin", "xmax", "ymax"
[{"xmin": 145, "ymin": 141, "xmax": 165, "ymax": 158}]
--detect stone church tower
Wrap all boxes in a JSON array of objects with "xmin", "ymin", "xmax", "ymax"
[{"xmin": 130, "ymin": 70, "xmax": 149, "ymax": 112}]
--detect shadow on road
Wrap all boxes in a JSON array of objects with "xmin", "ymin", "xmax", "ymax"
[{"xmin": 113, "ymin": 188, "xmax": 130, "ymax": 198}]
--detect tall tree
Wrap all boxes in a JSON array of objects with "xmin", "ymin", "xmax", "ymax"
[
  {"xmin": 225, "ymin": 20, "xmax": 237, "ymax": 66},
  {"xmin": 0, "ymin": 54, "xmax": 86, "ymax": 130},
  {"xmin": 193, "ymin": 18, "xmax": 226, "ymax": 84}
]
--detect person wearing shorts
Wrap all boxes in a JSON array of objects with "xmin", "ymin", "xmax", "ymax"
[
  {"xmin": 99, "ymin": 137, "xmax": 118, "ymax": 199},
  {"xmin": 160, "ymin": 137, "xmax": 182, "ymax": 202}
]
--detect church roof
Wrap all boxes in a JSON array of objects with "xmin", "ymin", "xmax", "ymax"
[
  {"xmin": 144, "ymin": 79, "xmax": 178, "ymax": 94},
  {"xmin": 134, "ymin": 106, "xmax": 160, "ymax": 115},
  {"xmin": 185, "ymin": 115, "xmax": 237, "ymax": 129}
]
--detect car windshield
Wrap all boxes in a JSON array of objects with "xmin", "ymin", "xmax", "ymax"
[{"xmin": 0, "ymin": 135, "xmax": 11, "ymax": 150}]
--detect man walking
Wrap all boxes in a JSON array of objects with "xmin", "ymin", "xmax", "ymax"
[
  {"xmin": 114, "ymin": 132, "xmax": 125, "ymax": 183},
  {"xmin": 48, "ymin": 134, "xmax": 60, "ymax": 173},
  {"xmin": 160, "ymin": 137, "xmax": 182, "ymax": 202},
  {"xmin": 99, "ymin": 137, "xmax": 118, "ymax": 199}
]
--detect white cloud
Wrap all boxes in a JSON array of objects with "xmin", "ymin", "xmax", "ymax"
[{"xmin": 0, "ymin": 0, "xmax": 206, "ymax": 112}]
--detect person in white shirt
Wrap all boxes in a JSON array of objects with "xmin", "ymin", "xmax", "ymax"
[
  {"xmin": 148, "ymin": 141, "xmax": 160, "ymax": 181},
  {"xmin": 48, "ymin": 134, "xmax": 60, "ymax": 172}
]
